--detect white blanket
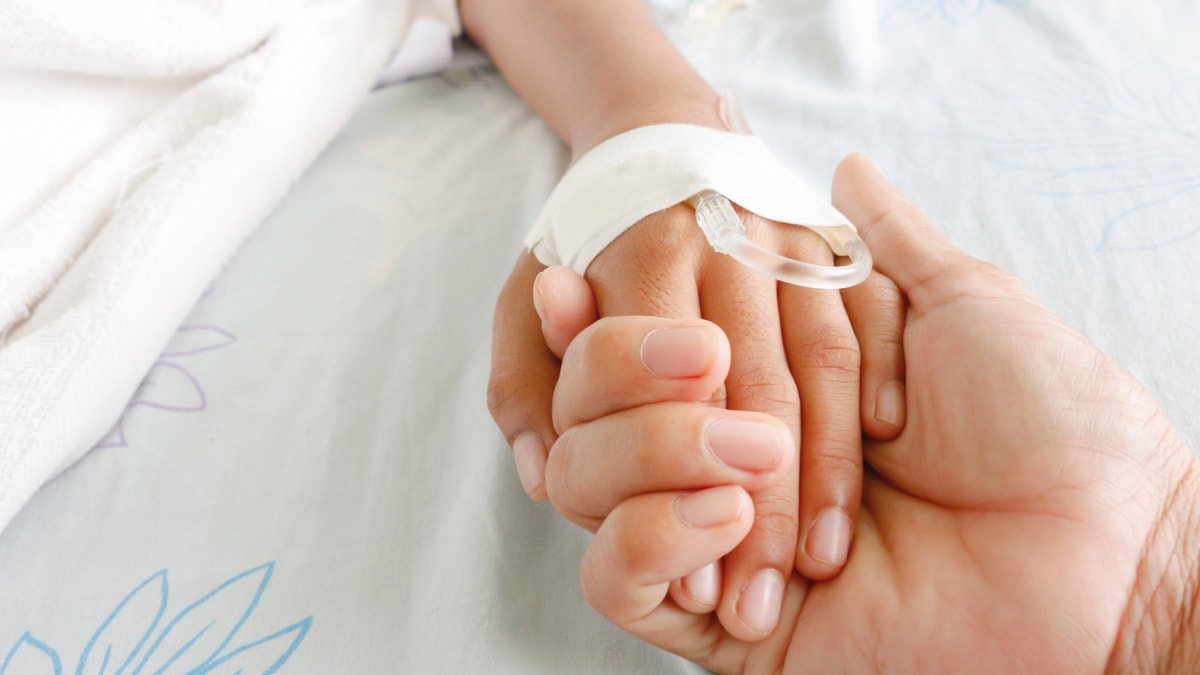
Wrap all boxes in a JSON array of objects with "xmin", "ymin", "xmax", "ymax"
[{"xmin": 0, "ymin": 0, "xmax": 457, "ymax": 533}]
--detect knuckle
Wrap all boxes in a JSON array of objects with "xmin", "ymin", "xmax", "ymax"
[
  {"xmin": 590, "ymin": 206, "xmax": 704, "ymax": 283},
  {"xmin": 728, "ymin": 360, "xmax": 800, "ymax": 416},
  {"xmin": 748, "ymin": 508, "xmax": 802, "ymax": 558},
  {"xmin": 779, "ymin": 227, "xmax": 835, "ymax": 265},
  {"xmin": 858, "ymin": 318, "xmax": 905, "ymax": 364},
  {"xmin": 861, "ymin": 274, "xmax": 906, "ymax": 312},
  {"xmin": 797, "ymin": 325, "xmax": 861, "ymax": 378},
  {"xmin": 865, "ymin": 322, "xmax": 905, "ymax": 356},
  {"xmin": 573, "ymin": 317, "xmax": 627, "ymax": 362},
  {"xmin": 646, "ymin": 204, "xmax": 704, "ymax": 242},
  {"xmin": 565, "ymin": 317, "xmax": 641, "ymax": 377},
  {"xmin": 805, "ymin": 444, "xmax": 864, "ymax": 479}
]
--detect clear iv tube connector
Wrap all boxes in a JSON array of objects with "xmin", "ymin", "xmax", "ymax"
[
  {"xmin": 702, "ymin": 90, "xmax": 874, "ymax": 289},
  {"xmin": 691, "ymin": 189, "xmax": 873, "ymax": 290}
]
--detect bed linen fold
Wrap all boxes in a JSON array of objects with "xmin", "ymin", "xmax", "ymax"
[{"xmin": 0, "ymin": 0, "xmax": 458, "ymax": 533}]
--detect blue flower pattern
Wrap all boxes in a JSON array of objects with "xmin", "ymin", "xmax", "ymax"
[
  {"xmin": 1, "ymin": 563, "xmax": 311, "ymax": 675},
  {"xmin": 942, "ymin": 60, "xmax": 1200, "ymax": 250}
]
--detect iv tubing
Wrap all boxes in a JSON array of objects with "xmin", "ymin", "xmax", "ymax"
[
  {"xmin": 690, "ymin": 189, "xmax": 873, "ymax": 290},
  {"xmin": 696, "ymin": 91, "xmax": 874, "ymax": 289}
]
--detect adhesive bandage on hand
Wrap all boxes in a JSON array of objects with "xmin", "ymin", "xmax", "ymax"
[{"xmin": 523, "ymin": 123, "xmax": 872, "ymax": 289}]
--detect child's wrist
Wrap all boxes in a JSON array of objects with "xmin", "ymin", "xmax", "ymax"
[{"xmin": 566, "ymin": 85, "xmax": 728, "ymax": 162}]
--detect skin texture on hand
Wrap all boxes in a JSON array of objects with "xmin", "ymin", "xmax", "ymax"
[
  {"xmin": 489, "ymin": 204, "xmax": 908, "ymax": 640},
  {"xmin": 468, "ymin": 0, "xmax": 906, "ymax": 639},
  {"xmin": 534, "ymin": 154, "xmax": 1200, "ymax": 674}
]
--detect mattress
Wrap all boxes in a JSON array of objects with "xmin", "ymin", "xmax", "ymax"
[{"xmin": 2, "ymin": 1, "xmax": 1197, "ymax": 672}]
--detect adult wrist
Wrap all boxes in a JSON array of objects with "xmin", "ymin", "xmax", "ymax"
[{"xmin": 1109, "ymin": 447, "xmax": 1200, "ymax": 674}]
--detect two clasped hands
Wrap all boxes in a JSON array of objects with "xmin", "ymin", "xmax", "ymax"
[{"xmin": 488, "ymin": 155, "xmax": 1200, "ymax": 673}]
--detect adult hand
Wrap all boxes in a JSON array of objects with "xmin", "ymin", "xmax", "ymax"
[
  {"xmin": 489, "ymin": 201, "xmax": 907, "ymax": 640},
  {"xmin": 541, "ymin": 155, "xmax": 1200, "ymax": 673}
]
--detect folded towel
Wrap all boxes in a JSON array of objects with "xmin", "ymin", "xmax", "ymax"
[{"xmin": 0, "ymin": 0, "xmax": 458, "ymax": 533}]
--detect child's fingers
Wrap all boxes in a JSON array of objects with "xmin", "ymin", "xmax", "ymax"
[
  {"xmin": 552, "ymin": 316, "xmax": 731, "ymax": 434},
  {"xmin": 532, "ymin": 265, "xmax": 597, "ymax": 360},
  {"xmin": 776, "ymin": 281, "xmax": 861, "ymax": 582},
  {"xmin": 579, "ymin": 486, "xmax": 758, "ymax": 674},
  {"xmin": 487, "ymin": 252, "xmax": 559, "ymax": 500},
  {"xmin": 695, "ymin": 250, "xmax": 802, "ymax": 641},
  {"xmin": 585, "ymin": 204, "xmax": 707, "ymax": 320},
  {"xmin": 546, "ymin": 402, "xmax": 794, "ymax": 530},
  {"xmin": 840, "ymin": 270, "xmax": 907, "ymax": 441}
]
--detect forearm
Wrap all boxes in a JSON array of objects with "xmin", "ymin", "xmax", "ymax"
[
  {"xmin": 460, "ymin": 0, "xmax": 725, "ymax": 159},
  {"xmin": 1109, "ymin": 445, "xmax": 1200, "ymax": 674}
]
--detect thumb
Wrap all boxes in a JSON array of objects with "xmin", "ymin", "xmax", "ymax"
[
  {"xmin": 831, "ymin": 154, "xmax": 984, "ymax": 314},
  {"xmin": 488, "ymin": 253, "xmax": 561, "ymax": 500},
  {"xmin": 534, "ymin": 265, "xmax": 598, "ymax": 360}
]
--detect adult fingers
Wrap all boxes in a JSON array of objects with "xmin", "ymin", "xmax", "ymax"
[
  {"xmin": 699, "ymin": 245, "xmax": 800, "ymax": 641},
  {"xmin": 488, "ymin": 252, "xmax": 558, "ymax": 500},
  {"xmin": 773, "ymin": 222, "xmax": 862, "ymax": 582},
  {"xmin": 552, "ymin": 316, "xmax": 731, "ymax": 433},
  {"xmin": 832, "ymin": 154, "xmax": 997, "ymax": 315},
  {"xmin": 579, "ymin": 486, "xmax": 759, "ymax": 674},
  {"xmin": 533, "ymin": 265, "xmax": 597, "ymax": 360},
  {"xmin": 546, "ymin": 401, "xmax": 794, "ymax": 531},
  {"xmin": 840, "ymin": 270, "xmax": 907, "ymax": 441}
]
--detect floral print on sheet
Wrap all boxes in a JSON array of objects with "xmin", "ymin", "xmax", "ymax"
[
  {"xmin": 96, "ymin": 322, "xmax": 236, "ymax": 450},
  {"xmin": 0, "ymin": 562, "xmax": 311, "ymax": 675},
  {"xmin": 944, "ymin": 59, "xmax": 1200, "ymax": 250}
]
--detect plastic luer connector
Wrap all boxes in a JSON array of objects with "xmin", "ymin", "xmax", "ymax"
[
  {"xmin": 697, "ymin": 91, "xmax": 873, "ymax": 289},
  {"xmin": 691, "ymin": 190, "xmax": 873, "ymax": 289}
]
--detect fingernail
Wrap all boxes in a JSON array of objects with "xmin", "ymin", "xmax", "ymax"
[
  {"xmin": 531, "ymin": 271, "xmax": 547, "ymax": 322},
  {"xmin": 685, "ymin": 561, "xmax": 720, "ymax": 608},
  {"xmin": 874, "ymin": 380, "xmax": 906, "ymax": 427},
  {"xmin": 676, "ymin": 485, "xmax": 747, "ymax": 528},
  {"xmin": 641, "ymin": 326, "xmax": 716, "ymax": 378},
  {"xmin": 704, "ymin": 417, "xmax": 789, "ymax": 472},
  {"xmin": 737, "ymin": 569, "xmax": 785, "ymax": 635},
  {"xmin": 513, "ymin": 433, "xmax": 547, "ymax": 496},
  {"xmin": 805, "ymin": 507, "xmax": 852, "ymax": 566}
]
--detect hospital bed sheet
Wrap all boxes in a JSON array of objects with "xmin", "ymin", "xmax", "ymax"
[{"xmin": 2, "ymin": 2, "xmax": 1197, "ymax": 672}]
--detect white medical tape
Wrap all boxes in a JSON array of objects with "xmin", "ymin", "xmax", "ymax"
[{"xmin": 524, "ymin": 123, "xmax": 855, "ymax": 275}]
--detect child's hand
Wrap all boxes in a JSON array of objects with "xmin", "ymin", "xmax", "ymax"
[{"xmin": 489, "ymin": 203, "xmax": 907, "ymax": 640}]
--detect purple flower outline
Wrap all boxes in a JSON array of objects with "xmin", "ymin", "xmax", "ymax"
[{"xmin": 96, "ymin": 323, "xmax": 237, "ymax": 450}]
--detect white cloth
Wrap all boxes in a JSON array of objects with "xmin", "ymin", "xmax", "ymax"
[
  {"xmin": 0, "ymin": 0, "xmax": 459, "ymax": 533},
  {"xmin": 377, "ymin": 17, "xmax": 456, "ymax": 86},
  {"xmin": 525, "ymin": 123, "xmax": 854, "ymax": 275}
]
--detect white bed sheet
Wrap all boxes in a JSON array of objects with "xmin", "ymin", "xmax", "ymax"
[{"xmin": 2, "ymin": 1, "xmax": 1197, "ymax": 672}]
